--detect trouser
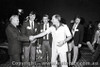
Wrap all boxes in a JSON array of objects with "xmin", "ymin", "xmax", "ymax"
[
  {"xmin": 72, "ymin": 45, "xmax": 78, "ymax": 65},
  {"xmin": 42, "ymin": 41, "xmax": 51, "ymax": 62},
  {"xmin": 68, "ymin": 41, "xmax": 74, "ymax": 65},
  {"xmin": 10, "ymin": 54, "xmax": 21, "ymax": 67},
  {"xmin": 42, "ymin": 41, "xmax": 51, "ymax": 67},
  {"xmin": 23, "ymin": 45, "xmax": 36, "ymax": 67},
  {"xmin": 51, "ymin": 49, "xmax": 68, "ymax": 67},
  {"xmin": 92, "ymin": 44, "xmax": 100, "ymax": 62}
]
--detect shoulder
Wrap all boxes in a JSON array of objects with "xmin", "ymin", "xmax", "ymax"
[
  {"xmin": 6, "ymin": 25, "xmax": 10, "ymax": 31},
  {"xmin": 50, "ymin": 25, "xmax": 55, "ymax": 28},
  {"xmin": 62, "ymin": 24, "xmax": 69, "ymax": 28},
  {"xmin": 6, "ymin": 24, "xmax": 14, "ymax": 33},
  {"xmin": 62, "ymin": 24, "xmax": 67, "ymax": 26},
  {"xmin": 6, "ymin": 24, "xmax": 12, "ymax": 30}
]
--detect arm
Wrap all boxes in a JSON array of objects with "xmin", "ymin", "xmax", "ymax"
[
  {"xmin": 6, "ymin": 27, "xmax": 29, "ymax": 42},
  {"xmin": 17, "ymin": 34, "xmax": 30, "ymax": 42},
  {"xmin": 33, "ymin": 26, "xmax": 52, "ymax": 40},
  {"xmin": 34, "ymin": 31, "xmax": 47, "ymax": 39},
  {"xmin": 64, "ymin": 36, "xmax": 72, "ymax": 44},
  {"xmin": 64, "ymin": 25, "xmax": 72, "ymax": 43},
  {"xmin": 57, "ymin": 36, "xmax": 72, "ymax": 47}
]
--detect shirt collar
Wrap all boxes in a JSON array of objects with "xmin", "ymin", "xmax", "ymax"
[{"xmin": 53, "ymin": 23, "xmax": 64, "ymax": 30}]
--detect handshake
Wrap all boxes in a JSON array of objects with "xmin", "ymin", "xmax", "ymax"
[{"xmin": 29, "ymin": 36, "xmax": 37, "ymax": 43}]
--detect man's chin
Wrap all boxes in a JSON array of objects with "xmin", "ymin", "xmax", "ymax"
[{"xmin": 16, "ymin": 24, "xmax": 19, "ymax": 27}]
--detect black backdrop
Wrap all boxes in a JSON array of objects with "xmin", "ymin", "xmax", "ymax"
[{"xmin": 0, "ymin": 0, "xmax": 100, "ymax": 23}]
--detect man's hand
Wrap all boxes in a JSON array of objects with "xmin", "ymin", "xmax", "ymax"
[
  {"xmin": 29, "ymin": 36, "xmax": 35, "ymax": 41},
  {"xmin": 57, "ymin": 41, "xmax": 65, "ymax": 47},
  {"xmin": 78, "ymin": 44, "xmax": 82, "ymax": 48}
]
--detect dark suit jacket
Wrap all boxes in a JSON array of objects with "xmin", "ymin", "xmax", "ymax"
[
  {"xmin": 21, "ymin": 21, "xmax": 39, "ymax": 46},
  {"xmin": 39, "ymin": 22, "xmax": 52, "ymax": 47},
  {"xmin": 73, "ymin": 24, "xmax": 84, "ymax": 46},
  {"xmin": 6, "ymin": 24, "xmax": 29, "ymax": 55}
]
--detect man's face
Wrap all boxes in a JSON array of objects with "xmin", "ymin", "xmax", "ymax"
[
  {"xmin": 51, "ymin": 16, "xmax": 58, "ymax": 25},
  {"xmin": 75, "ymin": 18, "xmax": 80, "ymax": 24},
  {"xmin": 12, "ymin": 17, "xmax": 19, "ymax": 26},
  {"xmin": 29, "ymin": 14, "xmax": 36, "ymax": 21},
  {"xmin": 43, "ymin": 17, "xmax": 49, "ymax": 23}
]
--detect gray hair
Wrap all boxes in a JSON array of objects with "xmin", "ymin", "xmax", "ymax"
[{"xmin": 9, "ymin": 15, "xmax": 19, "ymax": 22}]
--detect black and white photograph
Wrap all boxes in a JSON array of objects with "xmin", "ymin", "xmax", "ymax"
[{"xmin": 0, "ymin": 0, "xmax": 100, "ymax": 67}]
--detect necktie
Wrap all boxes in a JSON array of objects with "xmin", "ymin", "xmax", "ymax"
[
  {"xmin": 31, "ymin": 21, "xmax": 34, "ymax": 30},
  {"xmin": 45, "ymin": 24, "xmax": 47, "ymax": 30}
]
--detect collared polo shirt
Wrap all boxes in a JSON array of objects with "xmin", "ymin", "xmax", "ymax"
[{"xmin": 45, "ymin": 24, "xmax": 71, "ymax": 53}]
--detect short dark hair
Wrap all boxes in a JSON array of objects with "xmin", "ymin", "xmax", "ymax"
[
  {"xmin": 29, "ymin": 11, "xmax": 36, "ymax": 16},
  {"xmin": 74, "ymin": 16, "xmax": 85, "ymax": 24},
  {"xmin": 43, "ymin": 14, "xmax": 49, "ymax": 18}
]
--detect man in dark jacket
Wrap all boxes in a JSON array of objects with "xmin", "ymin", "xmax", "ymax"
[
  {"xmin": 71, "ymin": 16, "xmax": 84, "ymax": 65},
  {"xmin": 39, "ymin": 14, "xmax": 52, "ymax": 65},
  {"xmin": 6, "ymin": 15, "xmax": 32, "ymax": 67},
  {"xmin": 21, "ymin": 11, "xmax": 39, "ymax": 67}
]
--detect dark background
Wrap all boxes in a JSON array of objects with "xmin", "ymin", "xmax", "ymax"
[
  {"xmin": 0, "ymin": 0, "xmax": 100, "ymax": 22},
  {"xmin": 0, "ymin": 0, "xmax": 100, "ymax": 42}
]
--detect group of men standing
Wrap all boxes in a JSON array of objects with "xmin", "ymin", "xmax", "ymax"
[{"xmin": 6, "ymin": 11, "xmax": 84, "ymax": 67}]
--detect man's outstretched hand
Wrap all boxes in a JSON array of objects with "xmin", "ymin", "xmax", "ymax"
[
  {"xmin": 29, "ymin": 36, "xmax": 37, "ymax": 43},
  {"xmin": 29, "ymin": 36, "xmax": 36, "ymax": 41}
]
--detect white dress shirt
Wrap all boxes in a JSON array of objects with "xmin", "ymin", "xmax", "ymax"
[{"xmin": 29, "ymin": 20, "xmax": 34, "ymax": 29}]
